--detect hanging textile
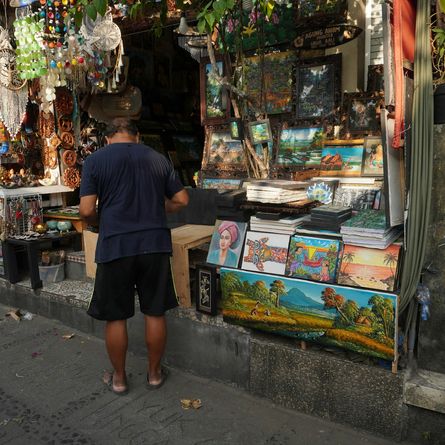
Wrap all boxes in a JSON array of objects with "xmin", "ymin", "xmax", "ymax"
[{"xmin": 399, "ymin": 0, "xmax": 433, "ymax": 313}]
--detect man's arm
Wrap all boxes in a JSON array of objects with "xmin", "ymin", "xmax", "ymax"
[
  {"xmin": 79, "ymin": 195, "xmax": 99, "ymax": 226},
  {"xmin": 165, "ymin": 189, "xmax": 189, "ymax": 214}
]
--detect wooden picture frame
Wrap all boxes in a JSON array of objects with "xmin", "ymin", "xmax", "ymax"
[
  {"xmin": 229, "ymin": 118, "xmax": 244, "ymax": 140},
  {"xmin": 319, "ymin": 145, "xmax": 365, "ymax": 177},
  {"xmin": 248, "ymin": 119, "xmax": 273, "ymax": 144},
  {"xmin": 295, "ymin": 54, "xmax": 342, "ymax": 122},
  {"xmin": 202, "ymin": 124, "xmax": 246, "ymax": 173},
  {"xmin": 200, "ymin": 57, "xmax": 230, "ymax": 125},
  {"xmin": 344, "ymin": 93, "xmax": 383, "ymax": 136},
  {"xmin": 195, "ymin": 264, "xmax": 218, "ymax": 316},
  {"xmin": 361, "ymin": 136, "xmax": 384, "ymax": 177}
]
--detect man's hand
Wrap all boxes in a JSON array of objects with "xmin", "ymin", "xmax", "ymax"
[
  {"xmin": 165, "ymin": 189, "xmax": 189, "ymax": 213},
  {"xmin": 79, "ymin": 195, "xmax": 99, "ymax": 226}
]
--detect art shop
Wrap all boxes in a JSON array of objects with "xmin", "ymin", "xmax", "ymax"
[{"xmin": 0, "ymin": 0, "xmax": 432, "ymax": 402}]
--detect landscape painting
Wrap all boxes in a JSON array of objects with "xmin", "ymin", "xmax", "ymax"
[
  {"xmin": 203, "ymin": 126, "xmax": 245, "ymax": 169},
  {"xmin": 242, "ymin": 51, "xmax": 296, "ymax": 114},
  {"xmin": 201, "ymin": 178, "xmax": 242, "ymax": 190},
  {"xmin": 337, "ymin": 244, "xmax": 401, "ymax": 292},
  {"xmin": 285, "ymin": 236, "xmax": 341, "ymax": 283},
  {"xmin": 221, "ymin": 268, "xmax": 397, "ymax": 361},
  {"xmin": 276, "ymin": 126, "xmax": 324, "ymax": 167},
  {"xmin": 241, "ymin": 231, "xmax": 290, "ymax": 275},
  {"xmin": 320, "ymin": 146, "xmax": 364, "ymax": 176}
]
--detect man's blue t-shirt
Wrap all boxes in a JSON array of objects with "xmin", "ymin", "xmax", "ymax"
[{"xmin": 79, "ymin": 143, "xmax": 184, "ymax": 263}]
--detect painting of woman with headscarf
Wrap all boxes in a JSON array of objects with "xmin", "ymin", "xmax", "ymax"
[{"xmin": 207, "ymin": 220, "xmax": 248, "ymax": 267}]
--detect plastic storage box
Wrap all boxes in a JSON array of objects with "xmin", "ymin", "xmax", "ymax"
[{"xmin": 38, "ymin": 263, "xmax": 65, "ymax": 283}]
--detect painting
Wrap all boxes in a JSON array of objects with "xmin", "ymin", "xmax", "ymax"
[
  {"xmin": 320, "ymin": 146, "xmax": 364, "ymax": 176},
  {"xmin": 275, "ymin": 126, "xmax": 324, "ymax": 168},
  {"xmin": 296, "ymin": 0, "xmax": 348, "ymax": 24},
  {"xmin": 221, "ymin": 268, "xmax": 398, "ymax": 361},
  {"xmin": 367, "ymin": 64, "xmax": 384, "ymax": 93},
  {"xmin": 248, "ymin": 119, "xmax": 272, "ymax": 144},
  {"xmin": 229, "ymin": 119, "xmax": 244, "ymax": 140},
  {"xmin": 207, "ymin": 220, "xmax": 248, "ymax": 268},
  {"xmin": 295, "ymin": 54, "xmax": 342, "ymax": 121},
  {"xmin": 337, "ymin": 244, "xmax": 401, "ymax": 292},
  {"xmin": 195, "ymin": 264, "xmax": 218, "ymax": 316},
  {"xmin": 333, "ymin": 185, "xmax": 381, "ymax": 210},
  {"xmin": 172, "ymin": 134, "xmax": 202, "ymax": 162},
  {"xmin": 202, "ymin": 125, "xmax": 246, "ymax": 171},
  {"xmin": 306, "ymin": 179, "xmax": 338, "ymax": 204},
  {"xmin": 201, "ymin": 177, "xmax": 243, "ymax": 190},
  {"xmin": 200, "ymin": 57, "xmax": 230, "ymax": 125},
  {"xmin": 242, "ymin": 51, "xmax": 296, "ymax": 114},
  {"xmin": 345, "ymin": 93, "xmax": 382, "ymax": 135},
  {"xmin": 285, "ymin": 236, "xmax": 341, "ymax": 283},
  {"xmin": 362, "ymin": 136, "xmax": 384, "ymax": 177},
  {"xmin": 241, "ymin": 231, "xmax": 290, "ymax": 275}
]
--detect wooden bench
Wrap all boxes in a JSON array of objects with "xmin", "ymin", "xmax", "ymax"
[{"xmin": 171, "ymin": 224, "xmax": 214, "ymax": 307}]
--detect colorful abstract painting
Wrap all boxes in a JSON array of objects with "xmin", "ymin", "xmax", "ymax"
[
  {"xmin": 207, "ymin": 220, "xmax": 248, "ymax": 268},
  {"xmin": 285, "ymin": 236, "xmax": 341, "ymax": 283},
  {"xmin": 241, "ymin": 231, "xmax": 290, "ymax": 275},
  {"xmin": 276, "ymin": 126, "xmax": 324, "ymax": 167},
  {"xmin": 337, "ymin": 244, "xmax": 401, "ymax": 292},
  {"xmin": 320, "ymin": 146, "xmax": 364, "ymax": 176},
  {"xmin": 221, "ymin": 268, "xmax": 398, "ymax": 360}
]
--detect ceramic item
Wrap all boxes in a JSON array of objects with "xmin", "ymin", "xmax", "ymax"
[
  {"xmin": 57, "ymin": 220, "xmax": 72, "ymax": 231},
  {"xmin": 46, "ymin": 220, "xmax": 58, "ymax": 230},
  {"xmin": 34, "ymin": 223, "xmax": 47, "ymax": 234}
]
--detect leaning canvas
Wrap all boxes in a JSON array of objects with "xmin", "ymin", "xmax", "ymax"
[
  {"xmin": 285, "ymin": 236, "xmax": 341, "ymax": 283},
  {"xmin": 206, "ymin": 220, "xmax": 248, "ymax": 268},
  {"xmin": 337, "ymin": 243, "xmax": 401, "ymax": 291},
  {"xmin": 241, "ymin": 231, "xmax": 290, "ymax": 275},
  {"xmin": 221, "ymin": 268, "xmax": 398, "ymax": 361}
]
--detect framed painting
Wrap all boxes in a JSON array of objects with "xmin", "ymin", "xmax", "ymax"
[
  {"xmin": 241, "ymin": 231, "xmax": 290, "ymax": 275},
  {"xmin": 275, "ymin": 126, "xmax": 324, "ymax": 168},
  {"xmin": 248, "ymin": 119, "xmax": 273, "ymax": 144},
  {"xmin": 367, "ymin": 64, "xmax": 384, "ymax": 93},
  {"xmin": 202, "ymin": 125, "xmax": 246, "ymax": 172},
  {"xmin": 344, "ymin": 93, "xmax": 383, "ymax": 136},
  {"xmin": 200, "ymin": 57, "xmax": 230, "ymax": 125},
  {"xmin": 195, "ymin": 264, "xmax": 218, "ymax": 316},
  {"xmin": 285, "ymin": 235, "xmax": 341, "ymax": 283},
  {"xmin": 320, "ymin": 146, "xmax": 364, "ymax": 176},
  {"xmin": 171, "ymin": 134, "xmax": 202, "ymax": 162},
  {"xmin": 201, "ymin": 177, "xmax": 243, "ymax": 190},
  {"xmin": 362, "ymin": 136, "xmax": 384, "ymax": 177},
  {"xmin": 296, "ymin": 0, "xmax": 348, "ymax": 24},
  {"xmin": 242, "ymin": 51, "xmax": 296, "ymax": 115},
  {"xmin": 337, "ymin": 243, "xmax": 402, "ymax": 292},
  {"xmin": 333, "ymin": 185, "xmax": 382, "ymax": 210},
  {"xmin": 229, "ymin": 118, "xmax": 244, "ymax": 140},
  {"xmin": 295, "ymin": 54, "xmax": 342, "ymax": 121},
  {"xmin": 207, "ymin": 220, "xmax": 248, "ymax": 268},
  {"xmin": 220, "ymin": 268, "xmax": 398, "ymax": 361}
]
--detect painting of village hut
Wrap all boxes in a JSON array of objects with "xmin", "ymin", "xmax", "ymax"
[
  {"xmin": 337, "ymin": 244, "xmax": 401, "ymax": 292},
  {"xmin": 221, "ymin": 268, "xmax": 397, "ymax": 360},
  {"xmin": 276, "ymin": 127, "xmax": 324, "ymax": 167},
  {"xmin": 320, "ymin": 146, "xmax": 364, "ymax": 176},
  {"xmin": 241, "ymin": 231, "xmax": 290, "ymax": 275},
  {"xmin": 285, "ymin": 236, "xmax": 341, "ymax": 283},
  {"xmin": 207, "ymin": 130, "xmax": 245, "ymax": 166}
]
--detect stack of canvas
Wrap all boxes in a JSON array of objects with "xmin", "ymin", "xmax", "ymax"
[
  {"xmin": 300, "ymin": 205, "xmax": 352, "ymax": 232},
  {"xmin": 340, "ymin": 210, "xmax": 403, "ymax": 249},
  {"xmin": 246, "ymin": 180, "xmax": 308, "ymax": 204},
  {"xmin": 250, "ymin": 214, "xmax": 307, "ymax": 235}
]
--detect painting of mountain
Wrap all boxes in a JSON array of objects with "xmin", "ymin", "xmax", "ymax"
[{"xmin": 221, "ymin": 268, "xmax": 397, "ymax": 361}]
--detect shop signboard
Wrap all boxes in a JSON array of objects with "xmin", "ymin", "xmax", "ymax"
[{"xmin": 294, "ymin": 25, "xmax": 362, "ymax": 50}]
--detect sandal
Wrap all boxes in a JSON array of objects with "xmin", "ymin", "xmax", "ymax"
[
  {"xmin": 103, "ymin": 370, "xmax": 129, "ymax": 396},
  {"xmin": 146, "ymin": 366, "xmax": 169, "ymax": 390}
]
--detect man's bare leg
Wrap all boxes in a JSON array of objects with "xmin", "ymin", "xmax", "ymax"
[
  {"xmin": 105, "ymin": 320, "xmax": 128, "ymax": 390},
  {"xmin": 144, "ymin": 315, "xmax": 167, "ymax": 385}
]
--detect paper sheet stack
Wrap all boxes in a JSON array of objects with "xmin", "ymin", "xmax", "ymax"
[{"xmin": 246, "ymin": 180, "xmax": 308, "ymax": 204}]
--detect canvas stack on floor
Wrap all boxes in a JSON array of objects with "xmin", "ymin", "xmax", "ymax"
[
  {"xmin": 250, "ymin": 213, "xmax": 307, "ymax": 235},
  {"xmin": 340, "ymin": 209, "xmax": 403, "ymax": 249},
  {"xmin": 300, "ymin": 204, "xmax": 352, "ymax": 232},
  {"xmin": 246, "ymin": 180, "xmax": 308, "ymax": 203}
]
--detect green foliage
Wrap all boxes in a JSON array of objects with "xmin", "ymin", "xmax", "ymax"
[
  {"xmin": 197, "ymin": 0, "xmax": 236, "ymax": 35},
  {"xmin": 368, "ymin": 294, "xmax": 395, "ymax": 339}
]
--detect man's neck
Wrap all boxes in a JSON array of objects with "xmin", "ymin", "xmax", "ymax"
[{"xmin": 107, "ymin": 133, "xmax": 139, "ymax": 144}]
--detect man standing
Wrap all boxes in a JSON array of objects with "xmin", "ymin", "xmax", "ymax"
[{"xmin": 79, "ymin": 118, "xmax": 189, "ymax": 395}]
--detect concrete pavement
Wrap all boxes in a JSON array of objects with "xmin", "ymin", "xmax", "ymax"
[{"xmin": 0, "ymin": 303, "xmax": 413, "ymax": 445}]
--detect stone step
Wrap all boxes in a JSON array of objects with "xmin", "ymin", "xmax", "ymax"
[{"xmin": 404, "ymin": 369, "xmax": 445, "ymax": 414}]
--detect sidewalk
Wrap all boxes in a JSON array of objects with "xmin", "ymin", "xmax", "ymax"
[{"xmin": 0, "ymin": 303, "xmax": 413, "ymax": 445}]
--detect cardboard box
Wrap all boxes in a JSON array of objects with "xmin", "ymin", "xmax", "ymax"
[{"xmin": 83, "ymin": 230, "xmax": 98, "ymax": 279}]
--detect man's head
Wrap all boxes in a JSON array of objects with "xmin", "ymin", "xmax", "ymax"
[{"xmin": 104, "ymin": 118, "xmax": 140, "ymax": 144}]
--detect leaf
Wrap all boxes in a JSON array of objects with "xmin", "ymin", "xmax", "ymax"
[
  {"xmin": 62, "ymin": 333, "xmax": 75, "ymax": 340},
  {"xmin": 93, "ymin": 0, "xmax": 107, "ymax": 16},
  {"xmin": 225, "ymin": 0, "xmax": 235, "ymax": 9},
  {"xmin": 440, "ymin": 0, "xmax": 445, "ymax": 13},
  {"xmin": 85, "ymin": 4, "xmax": 97, "ymax": 21},
  {"xmin": 197, "ymin": 18, "xmax": 207, "ymax": 34},
  {"xmin": 180, "ymin": 398, "xmax": 202, "ymax": 409},
  {"xmin": 213, "ymin": 0, "xmax": 225, "ymax": 16},
  {"xmin": 205, "ymin": 12, "xmax": 215, "ymax": 28}
]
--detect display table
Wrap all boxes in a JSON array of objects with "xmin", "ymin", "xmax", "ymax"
[
  {"xmin": 43, "ymin": 212, "xmax": 87, "ymax": 233},
  {"xmin": 171, "ymin": 224, "xmax": 214, "ymax": 307},
  {"xmin": 3, "ymin": 232, "xmax": 82, "ymax": 289}
]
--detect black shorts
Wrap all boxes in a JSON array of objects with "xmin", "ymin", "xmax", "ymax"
[{"xmin": 87, "ymin": 253, "xmax": 179, "ymax": 321}]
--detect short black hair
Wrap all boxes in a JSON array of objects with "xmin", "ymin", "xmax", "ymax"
[{"xmin": 104, "ymin": 118, "xmax": 139, "ymax": 137}]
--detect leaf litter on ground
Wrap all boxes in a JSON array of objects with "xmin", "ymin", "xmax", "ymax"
[{"xmin": 180, "ymin": 399, "xmax": 202, "ymax": 410}]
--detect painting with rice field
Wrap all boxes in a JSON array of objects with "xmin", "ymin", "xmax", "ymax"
[
  {"xmin": 276, "ymin": 126, "xmax": 324, "ymax": 168},
  {"xmin": 241, "ymin": 231, "xmax": 290, "ymax": 275},
  {"xmin": 337, "ymin": 244, "xmax": 401, "ymax": 292},
  {"xmin": 202, "ymin": 126, "xmax": 246, "ymax": 171},
  {"xmin": 221, "ymin": 268, "xmax": 398, "ymax": 361},
  {"xmin": 285, "ymin": 236, "xmax": 341, "ymax": 283},
  {"xmin": 320, "ymin": 146, "xmax": 364, "ymax": 176},
  {"xmin": 242, "ymin": 51, "xmax": 296, "ymax": 114}
]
